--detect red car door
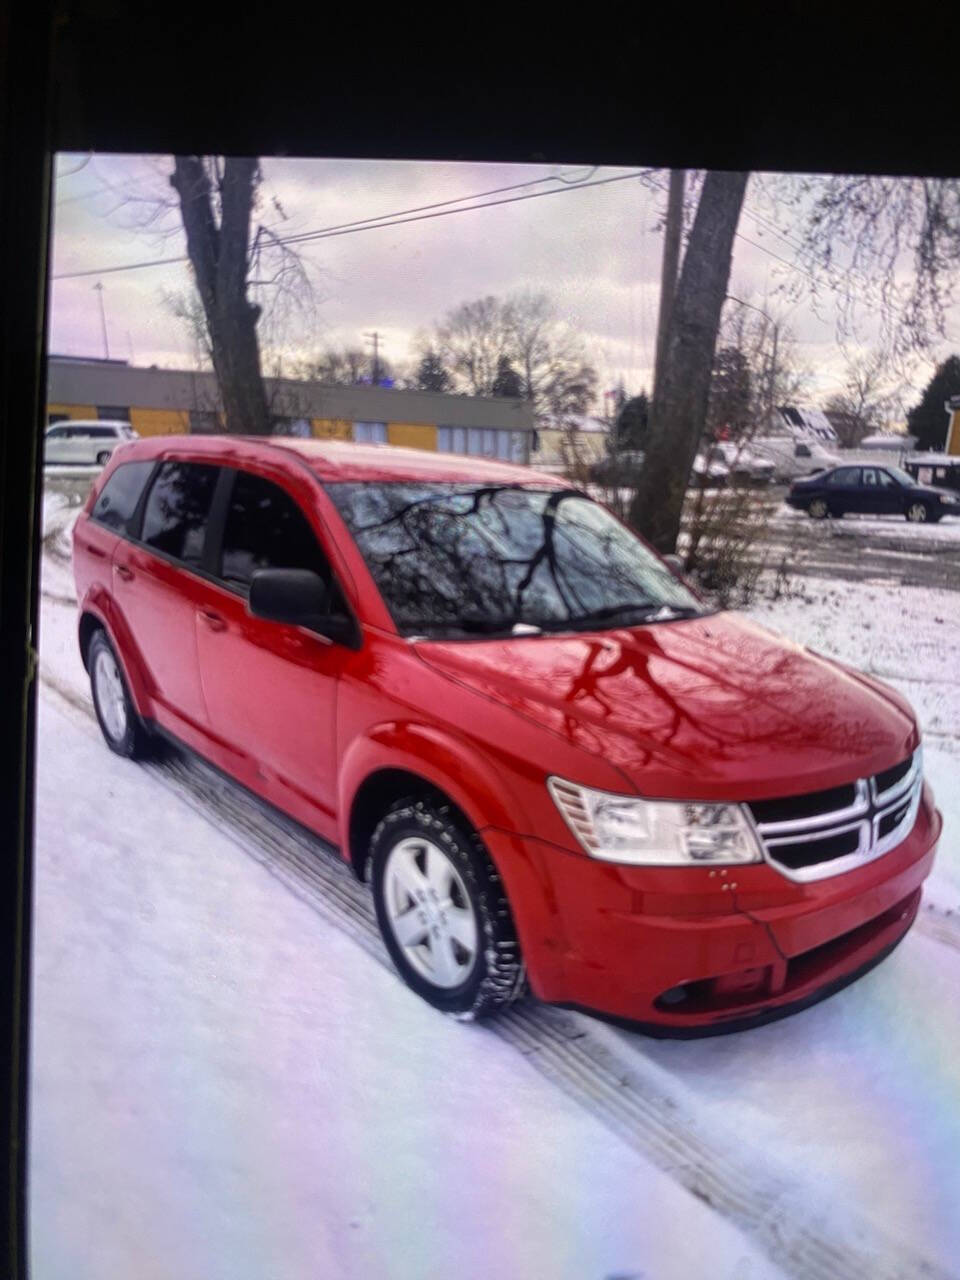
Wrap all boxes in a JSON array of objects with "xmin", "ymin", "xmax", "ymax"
[
  {"xmin": 192, "ymin": 466, "xmax": 353, "ymax": 840},
  {"xmin": 111, "ymin": 459, "xmax": 220, "ymax": 734}
]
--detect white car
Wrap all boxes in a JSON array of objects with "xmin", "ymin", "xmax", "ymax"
[
  {"xmin": 750, "ymin": 436, "xmax": 840, "ymax": 483},
  {"xmin": 44, "ymin": 420, "xmax": 138, "ymax": 467},
  {"xmin": 703, "ymin": 441, "xmax": 776, "ymax": 485}
]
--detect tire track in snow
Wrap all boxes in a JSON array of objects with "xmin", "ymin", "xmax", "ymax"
[{"xmin": 37, "ymin": 666, "xmax": 957, "ymax": 1280}]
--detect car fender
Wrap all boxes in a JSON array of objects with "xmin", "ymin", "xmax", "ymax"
[
  {"xmin": 338, "ymin": 720, "xmax": 533, "ymax": 853},
  {"xmin": 77, "ymin": 584, "xmax": 155, "ymax": 720}
]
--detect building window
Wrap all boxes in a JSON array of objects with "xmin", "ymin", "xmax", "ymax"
[
  {"xmin": 437, "ymin": 426, "xmax": 527, "ymax": 461},
  {"xmin": 510, "ymin": 431, "xmax": 527, "ymax": 463},
  {"xmin": 97, "ymin": 405, "xmax": 130, "ymax": 421},
  {"xmin": 353, "ymin": 422, "xmax": 387, "ymax": 444}
]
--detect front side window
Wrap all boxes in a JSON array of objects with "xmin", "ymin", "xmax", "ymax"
[
  {"xmin": 219, "ymin": 470, "xmax": 332, "ymax": 592},
  {"xmin": 140, "ymin": 461, "xmax": 219, "ymax": 567},
  {"xmin": 827, "ymin": 467, "xmax": 860, "ymax": 486},
  {"xmin": 882, "ymin": 466, "xmax": 915, "ymax": 487},
  {"xmin": 326, "ymin": 482, "xmax": 704, "ymax": 638},
  {"xmin": 91, "ymin": 460, "xmax": 156, "ymax": 533}
]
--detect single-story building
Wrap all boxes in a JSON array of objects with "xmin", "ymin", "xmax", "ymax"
[
  {"xmin": 945, "ymin": 395, "xmax": 960, "ymax": 456},
  {"xmin": 532, "ymin": 415, "xmax": 610, "ymax": 471},
  {"xmin": 46, "ymin": 355, "xmax": 536, "ymax": 463}
]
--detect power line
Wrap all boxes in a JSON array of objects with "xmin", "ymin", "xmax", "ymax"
[{"xmin": 52, "ymin": 167, "xmax": 652, "ymax": 281}]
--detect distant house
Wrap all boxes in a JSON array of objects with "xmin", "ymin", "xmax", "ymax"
[
  {"xmin": 531, "ymin": 415, "xmax": 610, "ymax": 471},
  {"xmin": 770, "ymin": 406, "xmax": 839, "ymax": 443}
]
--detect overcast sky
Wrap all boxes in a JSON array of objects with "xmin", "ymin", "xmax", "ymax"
[{"xmin": 50, "ymin": 154, "xmax": 960, "ymax": 413}]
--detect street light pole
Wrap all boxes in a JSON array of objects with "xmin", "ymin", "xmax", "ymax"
[{"xmin": 93, "ymin": 281, "xmax": 110, "ymax": 359}]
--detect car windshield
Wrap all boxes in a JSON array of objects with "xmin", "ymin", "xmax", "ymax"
[
  {"xmin": 883, "ymin": 465, "xmax": 916, "ymax": 487},
  {"xmin": 326, "ymin": 482, "xmax": 705, "ymax": 638}
]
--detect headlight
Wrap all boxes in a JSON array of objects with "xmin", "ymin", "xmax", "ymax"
[{"xmin": 547, "ymin": 777, "xmax": 763, "ymax": 866}]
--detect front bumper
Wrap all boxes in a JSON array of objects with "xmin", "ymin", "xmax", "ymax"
[{"xmin": 485, "ymin": 784, "xmax": 940, "ymax": 1036}]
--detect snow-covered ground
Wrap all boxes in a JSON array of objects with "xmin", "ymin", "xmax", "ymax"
[{"xmin": 31, "ymin": 496, "xmax": 960, "ymax": 1279}]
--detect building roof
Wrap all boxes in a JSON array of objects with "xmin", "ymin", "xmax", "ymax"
[{"xmin": 110, "ymin": 434, "xmax": 564, "ymax": 486}]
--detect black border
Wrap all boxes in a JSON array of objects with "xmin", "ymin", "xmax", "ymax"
[{"xmin": 5, "ymin": 6, "xmax": 960, "ymax": 1277}]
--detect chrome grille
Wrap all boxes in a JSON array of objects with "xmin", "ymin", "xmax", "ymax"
[{"xmin": 748, "ymin": 748, "xmax": 923, "ymax": 882}]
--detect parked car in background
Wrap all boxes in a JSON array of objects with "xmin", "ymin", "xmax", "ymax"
[
  {"xmin": 72, "ymin": 436, "xmax": 939, "ymax": 1034},
  {"xmin": 591, "ymin": 449, "xmax": 730, "ymax": 491},
  {"xmin": 750, "ymin": 436, "xmax": 840, "ymax": 482},
  {"xmin": 787, "ymin": 463, "xmax": 960, "ymax": 523},
  {"xmin": 702, "ymin": 441, "xmax": 775, "ymax": 486},
  {"xmin": 44, "ymin": 420, "xmax": 138, "ymax": 467},
  {"xmin": 589, "ymin": 449, "xmax": 646, "ymax": 486}
]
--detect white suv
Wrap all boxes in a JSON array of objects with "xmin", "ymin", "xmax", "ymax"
[{"xmin": 44, "ymin": 420, "xmax": 138, "ymax": 467}]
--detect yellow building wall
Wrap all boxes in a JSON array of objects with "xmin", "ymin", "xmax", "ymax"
[
  {"xmin": 129, "ymin": 406, "xmax": 190, "ymax": 437},
  {"xmin": 947, "ymin": 410, "xmax": 960, "ymax": 456},
  {"xmin": 387, "ymin": 422, "xmax": 437, "ymax": 451},
  {"xmin": 311, "ymin": 418, "xmax": 352, "ymax": 440},
  {"xmin": 47, "ymin": 403, "xmax": 97, "ymax": 420}
]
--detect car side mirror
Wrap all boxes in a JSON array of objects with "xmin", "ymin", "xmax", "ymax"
[
  {"xmin": 663, "ymin": 553, "xmax": 683, "ymax": 574},
  {"xmin": 248, "ymin": 568, "xmax": 359, "ymax": 647}
]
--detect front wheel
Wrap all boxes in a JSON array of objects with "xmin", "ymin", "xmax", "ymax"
[
  {"xmin": 905, "ymin": 501, "xmax": 930, "ymax": 523},
  {"xmin": 371, "ymin": 799, "xmax": 525, "ymax": 1018},
  {"xmin": 96, "ymin": 450, "xmax": 112, "ymax": 466},
  {"xmin": 808, "ymin": 498, "xmax": 829, "ymax": 519}
]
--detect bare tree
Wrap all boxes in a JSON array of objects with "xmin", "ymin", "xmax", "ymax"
[
  {"xmin": 170, "ymin": 157, "xmax": 272, "ymax": 434},
  {"xmin": 824, "ymin": 349, "xmax": 904, "ymax": 446},
  {"xmin": 779, "ymin": 175, "xmax": 960, "ymax": 362},
  {"xmin": 294, "ymin": 346, "xmax": 386, "ymax": 386},
  {"xmin": 432, "ymin": 291, "xmax": 597, "ymax": 424},
  {"xmin": 628, "ymin": 170, "xmax": 750, "ymax": 553}
]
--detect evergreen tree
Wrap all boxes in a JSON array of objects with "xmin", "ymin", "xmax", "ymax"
[
  {"xmin": 613, "ymin": 392, "xmax": 649, "ymax": 451},
  {"xmin": 906, "ymin": 355, "xmax": 960, "ymax": 451},
  {"xmin": 706, "ymin": 345, "xmax": 753, "ymax": 438},
  {"xmin": 491, "ymin": 354, "xmax": 524, "ymax": 398},
  {"xmin": 413, "ymin": 348, "xmax": 451, "ymax": 392}
]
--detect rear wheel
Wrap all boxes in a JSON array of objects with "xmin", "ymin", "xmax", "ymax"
[
  {"xmin": 88, "ymin": 629, "xmax": 153, "ymax": 759},
  {"xmin": 906, "ymin": 501, "xmax": 930, "ymax": 523},
  {"xmin": 371, "ymin": 799, "xmax": 525, "ymax": 1018},
  {"xmin": 808, "ymin": 497, "xmax": 829, "ymax": 519}
]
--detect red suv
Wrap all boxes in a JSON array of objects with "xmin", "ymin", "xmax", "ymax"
[{"xmin": 72, "ymin": 437, "xmax": 941, "ymax": 1035}]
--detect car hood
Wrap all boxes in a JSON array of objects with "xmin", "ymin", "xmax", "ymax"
[{"xmin": 414, "ymin": 612, "xmax": 918, "ymax": 800}]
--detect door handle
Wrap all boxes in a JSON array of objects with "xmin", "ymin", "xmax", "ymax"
[
  {"xmin": 115, "ymin": 563, "xmax": 134, "ymax": 581},
  {"xmin": 199, "ymin": 608, "xmax": 226, "ymax": 632}
]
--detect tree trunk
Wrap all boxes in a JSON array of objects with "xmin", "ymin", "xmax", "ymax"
[
  {"xmin": 628, "ymin": 170, "xmax": 749, "ymax": 553},
  {"xmin": 171, "ymin": 156, "xmax": 271, "ymax": 435}
]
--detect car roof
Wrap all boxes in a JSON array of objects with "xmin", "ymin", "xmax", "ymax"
[{"xmin": 109, "ymin": 434, "xmax": 564, "ymax": 487}]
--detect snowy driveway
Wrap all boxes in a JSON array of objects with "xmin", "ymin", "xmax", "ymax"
[{"xmin": 31, "ymin": 494, "xmax": 960, "ymax": 1279}]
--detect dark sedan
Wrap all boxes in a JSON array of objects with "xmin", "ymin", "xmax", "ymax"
[{"xmin": 787, "ymin": 463, "xmax": 960, "ymax": 523}]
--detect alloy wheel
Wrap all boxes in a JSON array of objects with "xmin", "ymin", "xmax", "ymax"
[
  {"xmin": 94, "ymin": 647, "xmax": 128, "ymax": 742},
  {"xmin": 809, "ymin": 498, "xmax": 828, "ymax": 519},
  {"xmin": 382, "ymin": 836, "xmax": 479, "ymax": 989},
  {"xmin": 906, "ymin": 502, "xmax": 928, "ymax": 523}
]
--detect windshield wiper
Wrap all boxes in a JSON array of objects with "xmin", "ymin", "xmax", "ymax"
[{"xmin": 548, "ymin": 601, "xmax": 701, "ymax": 630}]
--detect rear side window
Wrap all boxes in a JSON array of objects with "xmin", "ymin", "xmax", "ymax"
[
  {"xmin": 219, "ymin": 470, "xmax": 328, "ymax": 590},
  {"xmin": 141, "ymin": 461, "xmax": 219, "ymax": 568},
  {"xmin": 91, "ymin": 461, "xmax": 156, "ymax": 533}
]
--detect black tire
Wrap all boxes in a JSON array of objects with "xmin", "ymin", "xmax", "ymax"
[
  {"xmin": 88, "ymin": 629, "xmax": 154, "ymax": 759},
  {"xmin": 905, "ymin": 500, "xmax": 931, "ymax": 524},
  {"xmin": 808, "ymin": 498, "xmax": 829, "ymax": 519},
  {"xmin": 96, "ymin": 450, "xmax": 111, "ymax": 466},
  {"xmin": 370, "ymin": 798, "xmax": 525, "ymax": 1019}
]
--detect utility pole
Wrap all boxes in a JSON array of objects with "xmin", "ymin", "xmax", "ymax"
[
  {"xmin": 93, "ymin": 281, "xmax": 110, "ymax": 359},
  {"xmin": 652, "ymin": 169, "xmax": 685, "ymax": 399},
  {"xmin": 364, "ymin": 331, "xmax": 383, "ymax": 385}
]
